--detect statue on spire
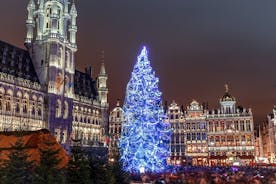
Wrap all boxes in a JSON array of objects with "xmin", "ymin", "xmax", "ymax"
[{"xmin": 225, "ymin": 84, "xmax": 229, "ymax": 93}]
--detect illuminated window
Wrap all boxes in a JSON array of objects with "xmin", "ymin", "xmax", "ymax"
[
  {"xmin": 228, "ymin": 136, "xmax": 234, "ymax": 145},
  {"xmin": 16, "ymin": 102, "xmax": 20, "ymax": 113}
]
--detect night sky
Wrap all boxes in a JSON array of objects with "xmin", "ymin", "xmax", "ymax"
[{"xmin": 0, "ymin": 0, "xmax": 275, "ymax": 123}]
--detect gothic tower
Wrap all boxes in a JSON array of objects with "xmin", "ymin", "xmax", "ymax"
[
  {"xmin": 25, "ymin": 0, "xmax": 78, "ymax": 150},
  {"xmin": 98, "ymin": 62, "xmax": 109, "ymax": 136},
  {"xmin": 98, "ymin": 63, "xmax": 108, "ymax": 106}
]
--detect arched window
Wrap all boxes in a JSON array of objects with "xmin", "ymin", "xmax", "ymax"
[
  {"xmin": 63, "ymin": 101, "xmax": 69, "ymax": 119},
  {"xmin": 15, "ymin": 91, "xmax": 22, "ymax": 113},
  {"xmin": 56, "ymin": 99, "xmax": 62, "ymax": 118},
  {"xmin": 23, "ymin": 94, "xmax": 29, "ymax": 114},
  {"xmin": 15, "ymin": 100, "xmax": 20, "ymax": 113},
  {"xmin": 37, "ymin": 107, "xmax": 41, "ymax": 116},
  {"xmin": 5, "ymin": 90, "xmax": 13, "ymax": 112},
  {"xmin": 31, "ymin": 105, "xmax": 35, "ymax": 116},
  {"xmin": 0, "ymin": 88, "xmax": 5, "ymax": 111},
  {"xmin": 37, "ymin": 97, "xmax": 43, "ymax": 117}
]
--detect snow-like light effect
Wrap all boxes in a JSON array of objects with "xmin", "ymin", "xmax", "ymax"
[{"xmin": 119, "ymin": 46, "xmax": 171, "ymax": 173}]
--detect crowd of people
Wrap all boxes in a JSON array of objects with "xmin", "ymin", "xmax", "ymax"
[{"xmin": 136, "ymin": 166, "xmax": 276, "ymax": 184}]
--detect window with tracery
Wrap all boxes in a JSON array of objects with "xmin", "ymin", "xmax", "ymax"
[
  {"xmin": 15, "ymin": 99, "xmax": 20, "ymax": 113},
  {"xmin": 6, "ymin": 96, "xmax": 11, "ymax": 112},
  {"xmin": 23, "ymin": 99, "xmax": 28, "ymax": 114}
]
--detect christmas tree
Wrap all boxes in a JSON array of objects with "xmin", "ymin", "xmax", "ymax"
[{"xmin": 119, "ymin": 46, "xmax": 171, "ymax": 173}]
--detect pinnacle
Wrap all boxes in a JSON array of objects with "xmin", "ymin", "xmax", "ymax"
[
  {"xmin": 141, "ymin": 46, "xmax": 148, "ymax": 57},
  {"xmin": 100, "ymin": 63, "xmax": 106, "ymax": 75}
]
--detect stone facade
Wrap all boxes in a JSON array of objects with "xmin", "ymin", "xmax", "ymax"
[
  {"xmin": 166, "ymin": 86, "xmax": 255, "ymax": 166},
  {"xmin": 108, "ymin": 100, "xmax": 124, "ymax": 162},
  {"xmin": 0, "ymin": 0, "xmax": 108, "ymax": 151},
  {"xmin": 207, "ymin": 87, "xmax": 255, "ymax": 166}
]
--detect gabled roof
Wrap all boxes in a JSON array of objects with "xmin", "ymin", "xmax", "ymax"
[{"xmin": 0, "ymin": 40, "xmax": 39, "ymax": 83}]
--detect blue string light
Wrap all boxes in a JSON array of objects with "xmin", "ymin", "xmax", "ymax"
[{"xmin": 119, "ymin": 46, "xmax": 171, "ymax": 174}]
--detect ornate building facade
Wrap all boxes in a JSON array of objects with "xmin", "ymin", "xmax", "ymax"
[
  {"xmin": 108, "ymin": 100, "xmax": 124, "ymax": 162},
  {"xmin": 0, "ymin": 0, "xmax": 108, "ymax": 150},
  {"xmin": 185, "ymin": 100, "xmax": 208, "ymax": 166},
  {"xmin": 258, "ymin": 107, "xmax": 276, "ymax": 163},
  {"xmin": 166, "ymin": 86, "xmax": 255, "ymax": 166},
  {"xmin": 166, "ymin": 100, "xmax": 208, "ymax": 166},
  {"xmin": 166, "ymin": 101, "xmax": 185, "ymax": 165},
  {"xmin": 207, "ymin": 86, "xmax": 255, "ymax": 166}
]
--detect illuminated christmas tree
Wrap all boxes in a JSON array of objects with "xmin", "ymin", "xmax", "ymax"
[{"xmin": 119, "ymin": 46, "xmax": 171, "ymax": 174}]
